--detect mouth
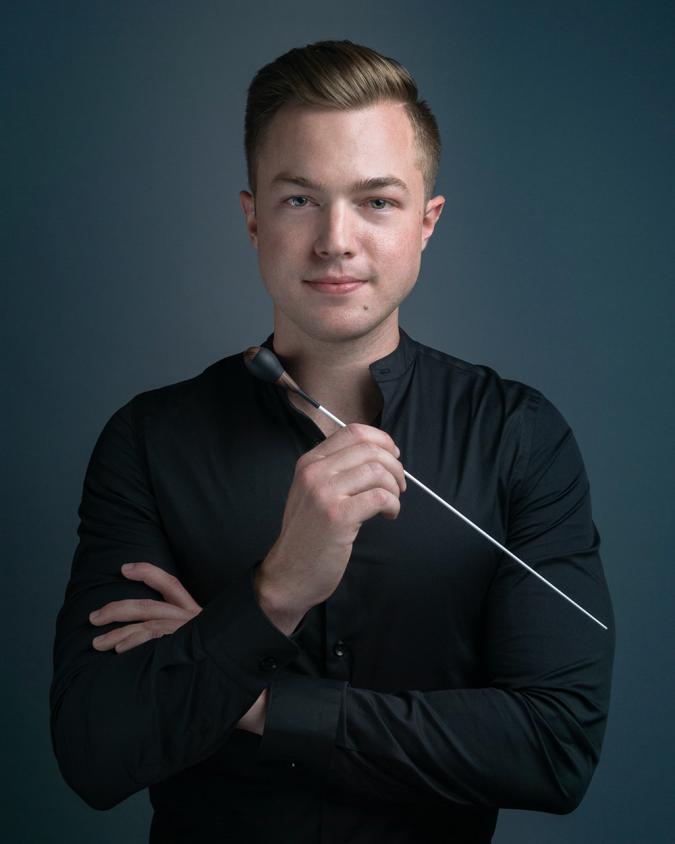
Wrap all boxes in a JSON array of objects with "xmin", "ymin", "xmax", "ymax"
[{"xmin": 305, "ymin": 277, "xmax": 368, "ymax": 295}]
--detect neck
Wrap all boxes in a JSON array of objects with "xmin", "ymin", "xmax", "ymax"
[{"xmin": 271, "ymin": 316, "xmax": 400, "ymax": 432}]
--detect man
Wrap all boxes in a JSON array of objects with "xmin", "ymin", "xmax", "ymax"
[{"xmin": 51, "ymin": 40, "xmax": 614, "ymax": 843}]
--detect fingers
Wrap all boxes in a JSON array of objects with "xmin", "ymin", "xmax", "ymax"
[
  {"xmin": 119, "ymin": 562, "xmax": 202, "ymax": 613},
  {"xmin": 88, "ymin": 564, "xmax": 203, "ymax": 655},
  {"xmin": 90, "ymin": 598, "xmax": 192, "ymax": 627},
  {"xmin": 297, "ymin": 432, "xmax": 406, "ymax": 501},
  {"xmin": 323, "ymin": 441, "xmax": 406, "ymax": 495},
  {"xmin": 93, "ymin": 619, "xmax": 183, "ymax": 653},
  {"xmin": 299, "ymin": 422, "xmax": 400, "ymax": 466},
  {"xmin": 347, "ymin": 486, "xmax": 401, "ymax": 522},
  {"xmin": 92, "ymin": 622, "xmax": 146, "ymax": 651},
  {"xmin": 291, "ymin": 424, "xmax": 406, "ymax": 530},
  {"xmin": 114, "ymin": 628, "xmax": 159, "ymax": 654}
]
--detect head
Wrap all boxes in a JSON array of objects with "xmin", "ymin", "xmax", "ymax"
[
  {"xmin": 240, "ymin": 41, "xmax": 445, "ymax": 348},
  {"xmin": 244, "ymin": 40, "xmax": 441, "ymax": 204}
]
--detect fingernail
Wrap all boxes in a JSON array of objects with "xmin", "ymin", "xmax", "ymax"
[
  {"xmin": 122, "ymin": 563, "xmax": 135, "ymax": 572},
  {"xmin": 395, "ymin": 446, "xmax": 400, "ymax": 457},
  {"xmin": 89, "ymin": 610, "xmax": 100, "ymax": 621}
]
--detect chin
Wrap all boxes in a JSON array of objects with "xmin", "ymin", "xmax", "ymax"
[{"xmin": 301, "ymin": 317, "xmax": 389, "ymax": 346}]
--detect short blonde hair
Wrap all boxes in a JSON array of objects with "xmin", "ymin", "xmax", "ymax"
[{"xmin": 244, "ymin": 40, "xmax": 441, "ymax": 201}]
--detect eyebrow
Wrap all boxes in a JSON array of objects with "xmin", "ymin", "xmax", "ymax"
[{"xmin": 270, "ymin": 173, "xmax": 411, "ymax": 195}]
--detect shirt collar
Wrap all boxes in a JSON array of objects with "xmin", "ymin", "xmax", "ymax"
[{"xmin": 260, "ymin": 326, "xmax": 418, "ymax": 384}]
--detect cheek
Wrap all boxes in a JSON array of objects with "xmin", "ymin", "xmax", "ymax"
[
  {"xmin": 259, "ymin": 210, "xmax": 309, "ymax": 247},
  {"xmin": 368, "ymin": 224, "xmax": 421, "ymax": 266},
  {"xmin": 257, "ymin": 228, "xmax": 295, "ymax": 273}
]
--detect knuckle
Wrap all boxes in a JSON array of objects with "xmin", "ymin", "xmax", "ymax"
[
  {"xmin": 361, "ymin": 442, "xmax": 381, "ymax": 458},
  {"xmin": 314, "ymin": 484, "xmax": 334, "ymax": 513},
  {"xmin": 365, "ymin": 461, "xmax": 385, "ymax": 478},
  {"xmin": 324, "ymin": 501, "xmax": 343, "ymax": 526},
  {"xmin": 373, "ymin": 487, "xmax": 389, "ymax": 505},
  {"xmin": 347, "ymin": 422, "xmax": 368, "ymax": 441},
  {"xmin": 297, "ymin": 460, "xmax": 319, "ymax": 485},
  {"xmin": 295, "ymin": 452, "xmax": 310, "ymax": 471}
]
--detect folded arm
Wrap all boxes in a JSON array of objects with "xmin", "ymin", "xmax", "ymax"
[
  {"xmin": 258, "ymin": 394, "xmax": 615, "ymax": 813},
  {"xmin": 50, "ymin": 401, "xmax": 297, "ymax": 810}
]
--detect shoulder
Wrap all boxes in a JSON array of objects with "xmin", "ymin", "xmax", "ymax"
[
  {"xmin": 411, "ymin": 335, "xmax": 550, "ymax": 420},
  {"xmin": 101, "ymin": 350, "xmax": 247, "ymax": 444},
  {"xmin": 408, "ymin": 334, "xmax": 576, "ymax": 469}
]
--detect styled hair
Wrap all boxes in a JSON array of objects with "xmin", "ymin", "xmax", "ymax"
[{"xmin": 244, "ymin": 40, "xmax": 441, "ymax": 201}]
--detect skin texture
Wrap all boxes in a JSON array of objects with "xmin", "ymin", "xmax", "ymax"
[
  {"xmin": 90, "ymin": 100, "xmax": 445, "ymax": 735},
  {"xmin": 241, "ymin": 101, "xmax": 443, "ymax": 351},
  {"xmin": 240, "ymin": 101, "xmax": 444, "ymax": 429},
  {"xmin": 254, "ymin": 422, "xmax": 405, "ymax": 636},
  {"xmin": 89, "ymin": 562, "xmax": 202, "ymax": 654}
]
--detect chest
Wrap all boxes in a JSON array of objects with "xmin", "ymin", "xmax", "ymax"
[{"xmin": 149, "ymin": 401, "xmax": 508, "ymax": 688}]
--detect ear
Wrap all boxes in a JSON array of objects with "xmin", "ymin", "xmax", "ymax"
[
  {"xmin": 420, "ymin": 195, "xmax": 445, "ymax": 252},
  {"xmin": 239, "ymin": 191, "xmax": 258, "ymax": 248}
]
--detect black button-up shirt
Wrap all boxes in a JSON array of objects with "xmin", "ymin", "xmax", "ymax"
[{"xmin": 50, "ymin": 327, "xmax": 614, "ymax": 843}]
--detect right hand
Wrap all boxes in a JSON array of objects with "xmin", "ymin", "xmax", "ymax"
[{"xmin": 255, "ymin": 423, "xmax": 406, "ymax": 633}]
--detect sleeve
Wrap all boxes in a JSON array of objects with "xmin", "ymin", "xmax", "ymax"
[
  {"xmin": 49, "ymin": 399, "xmax": 299, "ymax": 811},
  {"xmin": 258, "ymin": 391, "xmax": 615, "ymax": 813}
]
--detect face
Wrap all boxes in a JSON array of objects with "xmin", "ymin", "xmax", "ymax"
[{"xmin": 240, "ymin": 101, "xmax": 444, "ymax": 347}]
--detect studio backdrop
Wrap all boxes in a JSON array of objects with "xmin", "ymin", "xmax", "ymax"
[{"xmin": 4, "ymin": 2, "xmax": 673, "ymax": 842}]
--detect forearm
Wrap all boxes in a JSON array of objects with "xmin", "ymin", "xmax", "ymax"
[
  {"xmin": 259, "ymin": 670, "xmax": 609, "ymax": 814},
  {"xmin": 260, "ymin": 540, "xmax": 614, "ymax": 812},
  {"xmin": 332, "ymin": 684, "xmax": 602, "ymax": 812},
  {"xmin": 51, "ymin": 569, "xmax": 297, "ymax": 809}
]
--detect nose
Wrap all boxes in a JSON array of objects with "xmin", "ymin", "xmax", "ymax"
[{"xmin": 313, "ymin": 202, "xmax": 356, "ymax": 259}]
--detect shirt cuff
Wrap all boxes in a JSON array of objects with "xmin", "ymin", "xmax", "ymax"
[
  {"xmin": 194, "ymin": 563, "xmax": 300, "ymax": 695},
  {"xmin": 258, "ymin": 675, "xmax": 346, "ymax": 772}
]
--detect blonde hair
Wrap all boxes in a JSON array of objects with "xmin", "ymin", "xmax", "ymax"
[{"xmin": 244, "ymin": 40, "xmax": 441, "ymax": 201}]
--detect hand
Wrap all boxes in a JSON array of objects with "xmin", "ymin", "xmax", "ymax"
[
  {"xmin": 256, "ymin": 423, "xmax": 405, "ymax": 634},
  {"xmin": 89, "ymin": 562, "xmax": 202, "ymax": 653},
  {"xmin": 90, "ymin": 563, "xmax": 267, "ymax": 735}
]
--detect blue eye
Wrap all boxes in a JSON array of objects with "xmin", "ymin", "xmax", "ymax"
[
  {"xmin": 368, "ymin": 198, "xmax": 392, "ymax": 210},
  {"xmin": 287, "ymin": 196, "xmax": 309, "ymax": 207}
]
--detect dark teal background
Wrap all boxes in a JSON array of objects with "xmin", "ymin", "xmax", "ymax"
[{"xmin": 4, "ymin": 1, "xmax": 673, "ymax": 841}]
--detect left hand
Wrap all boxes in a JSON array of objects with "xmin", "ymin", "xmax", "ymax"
[
  {"xmin": 89, "ymin": 562, "xmax": 202, "ymax": 653},
  {"xmin": 89, "ymin": 561, "xmax": 268, "ymax": 734}
]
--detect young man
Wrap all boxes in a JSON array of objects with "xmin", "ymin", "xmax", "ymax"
[{"xmin": 51, "ymin": 41, "xmax": 614, "ymax": 843}]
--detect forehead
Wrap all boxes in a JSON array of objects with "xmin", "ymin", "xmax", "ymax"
[{"xmin": 256, "ymin": 101, "xmax": 424, "ymax": 194}]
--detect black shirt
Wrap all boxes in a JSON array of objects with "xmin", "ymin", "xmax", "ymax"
[{"xmin": 50, "ymin": 327, "xmax": 614, "ymax": 843}]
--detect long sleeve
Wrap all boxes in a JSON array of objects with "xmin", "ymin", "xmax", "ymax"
[
  {"xmin": 50, "ymin": 399, "xmax": 298, "ymax": 810},
  {"xmin": 259, "ymin": 392, "xmax": 615, "ymax": 813}
]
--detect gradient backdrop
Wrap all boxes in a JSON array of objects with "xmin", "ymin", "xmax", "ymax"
[{"xmin": 4, "ymin": 1, "xmax": 674, "ymax": 841}]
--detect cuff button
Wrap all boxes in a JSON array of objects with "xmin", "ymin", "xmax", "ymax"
[{"xmin": 259, "ymin": 656, "xmax": 279, "ymax": 671}]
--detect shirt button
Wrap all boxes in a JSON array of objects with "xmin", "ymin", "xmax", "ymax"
[
  {"xmin": 259, "ymin": 656, "xmax": 279, "ymax": 671},
  {"xmin": 332, "ymin": 640, "xmax": 347, "ymax": 658}
]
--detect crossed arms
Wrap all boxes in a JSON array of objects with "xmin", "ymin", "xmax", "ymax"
[{"xmin": 50, "ymin": 397, "xmax": 614, "ymax": 812}]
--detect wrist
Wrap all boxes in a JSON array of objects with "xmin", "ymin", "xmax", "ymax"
[
  {"xmin": 236, "ymin": 688, "xmax": 268, "ymax": 735},
  {"xmin": 254, "ymin": 563, "xmax": 307, "ymax": 636}
]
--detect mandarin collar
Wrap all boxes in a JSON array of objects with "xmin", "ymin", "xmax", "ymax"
[{"xmin": 259, "ymin": 326, "xmax": 418, "ymax": 384}]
